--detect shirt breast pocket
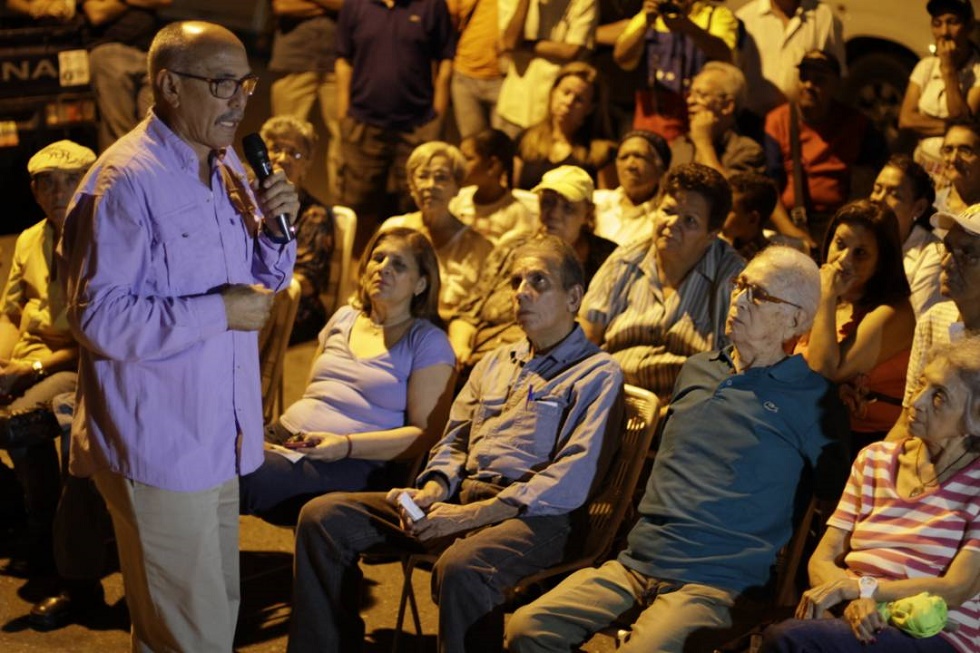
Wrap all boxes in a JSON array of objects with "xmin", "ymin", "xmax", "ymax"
[
  {"xmin": 154, "ymin": 205, "xmax": 225, "ymax": 295},
  {"xmin": 513, "ymin": 396, "xmax": 567, "ymax": 459}
]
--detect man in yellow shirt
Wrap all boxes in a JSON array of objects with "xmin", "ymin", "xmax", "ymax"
[{"xmin": 0, "ymin": 140, "xmax": 94, "ymax": 577}]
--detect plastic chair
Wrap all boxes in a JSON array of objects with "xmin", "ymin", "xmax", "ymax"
[
  {"xmin": 391, "ymin": 384, "xmax": 661, "ymax": 652},
  {"xmin": 258, "ymin": 277, "xmax": 302, "ymax": 424},
  {"xmin": 322, "ymin": 205, "xmax": 357, "ymax": 314}
]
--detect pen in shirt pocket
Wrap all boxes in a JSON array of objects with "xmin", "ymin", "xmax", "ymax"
[{"xmin": 526, "ymin": 385, "xmax": 533, "ymax": 409}]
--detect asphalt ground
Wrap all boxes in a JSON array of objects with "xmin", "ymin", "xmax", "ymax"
[{"xmin": 0, "ymin": 338, "xmax": 617, "ymax": 653}]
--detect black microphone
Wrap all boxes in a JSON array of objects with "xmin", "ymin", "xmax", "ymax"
[{"xmin": 242, "ymin": 132, "xmax": 295, "ymax": 243}]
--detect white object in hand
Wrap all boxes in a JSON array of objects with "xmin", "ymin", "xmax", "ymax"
[{"xmin": 398, "ymin": 491, "xmax": 426, "ymax": 522}]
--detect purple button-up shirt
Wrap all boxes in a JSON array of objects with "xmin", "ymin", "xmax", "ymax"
[{"xmin": 62, "ymin": 112, "xmax": 296, "ymax": 492}]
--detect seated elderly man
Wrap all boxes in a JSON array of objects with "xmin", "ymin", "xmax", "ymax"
[
  {"xmin": 449, "ymin": 165, "xmax": 615, "ymax": 371},
  {"xmin": 287, "ymin": 235, "xmax": 624, "ymax": 653},
  {"xmin": 582, "ymin": 162, "xmax": 745, "ymax": 397},
  {"xmin": 670, "ymin": 62, "xmax": 765, "ymax": 178},
  {"xmin": 0, "ymin": 140, "xmax": 94, "ymax": 578},
  {"xmin": 506, "ymin": 246, "xmax": 851, "ymax": 653}
]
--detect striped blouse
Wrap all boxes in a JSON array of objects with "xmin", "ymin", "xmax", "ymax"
[{"xmin": 828, "ymin": 440, "xmax": 980, "ymax": 653}]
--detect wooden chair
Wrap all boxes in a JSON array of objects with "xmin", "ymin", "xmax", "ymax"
[
  {"xmin": 321, "ymin": 205, "xmax": 357, "ymax": 315},
  {"xmin": 773, "ymin": 496, "xmax": 830, "ymax": 608},
  {"xmin": 258, "ymin": 277, "xmax": 302, "ymax": 424},
  {"xmin": 391, "ymin": 384, "xmax": 661, "ymax": 652}
]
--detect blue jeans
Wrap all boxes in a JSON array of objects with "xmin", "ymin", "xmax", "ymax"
[
  {"xmin": 761, "ymin": 618, "xmax": 957, "ymax": 653},
  {"xmin": 239, "ymin": 449, "xmax": 394, "ymax": 525}
]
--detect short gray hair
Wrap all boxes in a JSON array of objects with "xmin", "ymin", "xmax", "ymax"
[
  {"xmin": 406, "ymin": 141, "xmax": 466, "ymax": 186},
  {"xmin": 700, "ymin": 61, "xmax": 748, "ymax": 112},
  {"xmin": 926, "ymin": 336, "xmax": 980, "ymax": 445},
  {"xmin": 260, "ymin": 115, "xmax": 317, "ymax": 156},
  {"xmin": 751, "ymin": 246, "xmax": 820, "ymax": 335},
  {"xmin": 513, "ymin": 234, "xmax": 585, "ymax": 292}
]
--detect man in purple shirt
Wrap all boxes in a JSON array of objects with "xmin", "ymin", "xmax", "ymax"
[{"xmin": 61, "ymin": 21, "xmax": 299, "ymax": 652}]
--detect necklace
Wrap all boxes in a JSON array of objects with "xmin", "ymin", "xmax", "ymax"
[{"xmin": 909, "ymin": 440, "xmax": 978, "ymax": 497}]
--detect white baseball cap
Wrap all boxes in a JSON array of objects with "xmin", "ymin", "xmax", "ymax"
[{"xmin": 932, "ymin": 203, "xmax": 980, "ymax": 237}]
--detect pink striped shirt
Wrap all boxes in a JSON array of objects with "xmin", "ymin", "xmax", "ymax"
[{"xmin": 828, "ymin": 440, "xmax": 980, "ymax": 653}]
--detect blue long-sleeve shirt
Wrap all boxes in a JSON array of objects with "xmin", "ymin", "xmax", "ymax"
[{"xmin": 420, "ymin": 325, "xmax": 624, "ymax": 516}]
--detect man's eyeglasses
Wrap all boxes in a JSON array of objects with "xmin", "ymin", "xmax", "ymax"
[
  {"xmin": 798, "ymin": 69, "xmax": 835, "ymax": 85},
  {"xmin": 168, "ymin": 70, "xmax": 259, "ymax": 99},
  {"xmin": 943, "ymin": 240, "xmax": 980, "ymax": 267},
  {"xmin": 940, "ymin": 144, "xmax": 977, "ymax": 159},
  {"xmin": 731, "ymin": 278, "xmax": 802, "ymax": 309},
  {"xmin": 688, "ymin": 89, "xmax": 728, "ymax": 104}
]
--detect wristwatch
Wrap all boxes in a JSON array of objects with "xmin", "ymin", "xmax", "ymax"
[
  {"xmin": 858, "ymin": 576, "xmax": 878, "ymax": 600},
  {"xmin": 31, "ymin": 360, "xmax": 46, "ymax": 380}
]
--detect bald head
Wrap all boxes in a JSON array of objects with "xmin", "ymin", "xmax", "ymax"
[
  {"xmin": 148, "ymin": 21, "xmax": 245, "ymax": 101},
  {"xmin": 147, "ymin": 21, "xmax": 253, "ymax": 159}
]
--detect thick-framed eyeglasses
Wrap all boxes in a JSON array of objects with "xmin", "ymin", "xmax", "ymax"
[
  {"xmin": 168, "ymin": 70, "xmax": 259, "ymax": 99},
  {"xmin": 731, "ymin": 277, "xmax": 802, "ymax": 309}
]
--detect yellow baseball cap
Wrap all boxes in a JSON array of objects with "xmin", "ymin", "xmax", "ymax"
[{"xmin": 532, "ymin": 165, "xmax": 595, "ymax": 203}]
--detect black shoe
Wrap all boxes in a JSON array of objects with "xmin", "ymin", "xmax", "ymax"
[
  {"xmin": 29, "ymin": 581, "xmax": 105, "ymax": 631},
  {"xmin": 0, "ymin": 406, "xmax": 60, "ymax": 450}
]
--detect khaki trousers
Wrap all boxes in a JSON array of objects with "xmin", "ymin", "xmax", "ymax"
[
  {"xmin": 95, "ymin": 471, "xmax": 240, "ymax": 653},
  {"xmin": 506, "ymin": 559, "xmax": 737, "ymax": 653}
]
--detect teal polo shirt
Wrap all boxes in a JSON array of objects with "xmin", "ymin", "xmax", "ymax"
[{"xmin": 620, "ymin": 348, "xmax": 849, "ymax": 593}]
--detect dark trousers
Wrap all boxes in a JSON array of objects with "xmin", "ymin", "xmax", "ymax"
[
  {"xmin": 761, "ymin": 619, "xmax": 957, "ymax": 653},
  {"xmin": 287, "ymin": 486, "xmax": 573, "ymax": 653},
  {"xmin": 52, "ymin": 474, "xmax": 113, "ymax": 580},
  {"xmin": 6, "ymin": 372, "xmax": 76, "ymax": 559},
  {"xmin": 338, "ymin": 115, "xmax": 440, "ymax": 251},
  {"xmin": 239, "ymin": 449, "xmax": 387, "ymax": 525}
]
